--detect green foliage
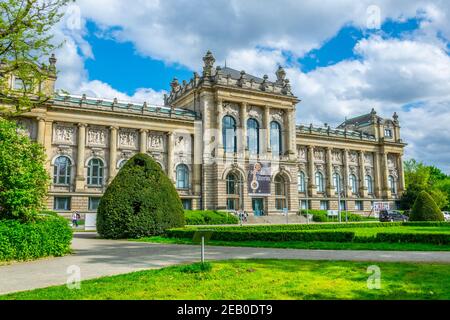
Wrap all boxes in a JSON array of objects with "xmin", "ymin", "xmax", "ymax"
[
  {"xmin": 410, "ymin": 191, "xmax": 445, "ymax": 222},
  {"xmin": 300, "ymin": 209, "xmax": 363, "ymax": 222},
  {"xmin": 0, "ymin": 118, "xmax": 49, "ymax": 221},
  {"xmin": 0, "ymin": 214, "xmax": 72, "ymax": 261},
  {"xmin": 375, "ymin": 233, "xmax": 450, "ymax": 245},
  {"xmin": 429, "ymin": 189, "xmax": 448, "ymax": 210},
  {"xmin": 97, "ymin": 153, "xmax": 185, "ymax": 239},
  {"xmin": 184, "ymin": 210, "xmax": 239, "ymax": 225},
  {"xmin": 179, "ymin": 262, "xmax": 212, "ymax": 273},
  {"xmin": 0, "ymin": 0, "xmax": 70, "ymax": 114},
  {"xmin": 434, "ymin": 179, "xmax": 450, "ymax": 211}
]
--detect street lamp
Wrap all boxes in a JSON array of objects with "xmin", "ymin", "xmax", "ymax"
[{"xmin": 334, "ymin": 169, "xmax": 342, "ymax": 223}]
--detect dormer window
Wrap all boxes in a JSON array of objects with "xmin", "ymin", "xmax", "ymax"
[{"xmin": 384, "ymin": 128, "xmax": 392, "ymax": 138}]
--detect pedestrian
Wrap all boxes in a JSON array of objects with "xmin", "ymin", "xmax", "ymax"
[
  {"xmin": 72, "ymin": 211, "xmax": 79, "ymax": 228},
  {"xmin": 244, "ymin": 211, "xmax": 248, "ymax": 223}
]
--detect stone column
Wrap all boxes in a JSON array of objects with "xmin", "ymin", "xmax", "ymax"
[
  {"xmin": 359, "ymin": 151, "xmax": 367, "ymax": 197},
  {"xmin": 343, "ymin": 149, "xmax": 350, "ymax": 197},
  {"xmin": 167, "ymin": 132, "xmax": 174, "ymax": 182},
  {"xmin": 139, "ymin": 129, "xmax": 147, "ymax": 153},
  {"xmin": 263, "ymin": 105, "xmax": 271, "ymax": 155},
  {"xmin": 288, "ymin": 109, "xmax": 296, "ymax": 157},
  {"xmin": 307, "ymin": 145, "xmax": 316, "ymax": 196},
  {"xmin": 326, "ymin": 147, "xmax": 333, "ymax": 196},
  {"xmin": 373, "ymin": 152, "xmax": 382, "ymax": 198},
  {"xmin": 240, "ymin": 102, "xmax": 248, "ymax": 153},
  {"xmin": 108, "ymin": 126, "xmax": 118, "ymax": 183},
  {"xmin": 36, "ymin": 117, "xmax": 46, "ymax": 145},
  {"xmin": 382, "ymin": 152, "xmax": 391, "ymax": 198},
  {"xmin": 397, "ymin": 154, "xmax": 405, "ymax": 194},
  {"xmin": 216, "ymin": 98, "xmax": 223, "ymax": 157},
  {"xmin": 75, "ymin": 123, "xmax": 87, "ymax": 191}
]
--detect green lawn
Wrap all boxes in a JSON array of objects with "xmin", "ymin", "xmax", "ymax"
[
  {"xmin": 346, "ymin": 226, "xmax": 450, "ymax": 237},
  {"xmin": 2, "ymin": 260, "xmax": 450, "ymax": 300},
  {"xmin": 137, "ymin": 236, "xmax": 450, "ymax": 251}
]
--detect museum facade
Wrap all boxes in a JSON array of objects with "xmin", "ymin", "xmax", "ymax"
[{"xmin": 9, "ymin": 51, "xmax": 406, "ymax": 216}]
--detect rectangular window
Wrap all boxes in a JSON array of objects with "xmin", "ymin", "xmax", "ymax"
[
  {"xmin": 320, "ymin": 200, "xmax": 329, "ymax": 210},
  {"xmin": 275, "ymin": 199, "xmax": 287, "ymax": 211},
  {"xmin": 355, "ymin": 200, "xmax": 363, "ymax": 211},
  {"xmin": 54, "ymin": 197, "xmax": 71, "ymax": 211},
  {"xmin": 339, "ymin": 200, "xmax": 346, "ymax": 211},
  {"xmin": 384, "ymin": 129, "xmax": 392, "ymax": 138},
  {"xmin": 88, "ymin": 197, "xmax": 101, "ymax": 211},
  {"xmin": 227, "ymin": 199, "xmax": 238, "ymax": 210},
  {"xmin": 182, "ymin": 199, "xmax": 192, "ymax": 210},
  {"xmin": 299, "ymin": 200, "xmax": 308, "ymax": 210}
]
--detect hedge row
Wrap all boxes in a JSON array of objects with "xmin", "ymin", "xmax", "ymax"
[
  {"xmin": 166, "ymin": 228, "xmax": 355, "ymax": 242},
  {"xmin": 0, "ymin": 215, "xmax": 72, "ymax": 262},
  {"xmin": 185, "ymin": 210, "xmax": 239, "ymax": 225},
  {"xmin": 403, "ymin": 221, "xmax": 450, "ymax": 227},
  {"xmin": 300, "ymin": 210, "xmax": 366, "ymax": 222},
  {"xmin": 375, "ymin": 233, "xmax": 450, "ymax": 245}
]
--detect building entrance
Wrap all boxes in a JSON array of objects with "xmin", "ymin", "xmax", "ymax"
[{"xmin": 252, "ymin": 198, "xmax": 265, "ymax": 216}]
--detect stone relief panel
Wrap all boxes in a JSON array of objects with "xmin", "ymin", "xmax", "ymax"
[
  {"xmin": 174, "ymin": 134, "xmax": 192, "ymax": 155},
  {"xmin": 332, "ymin": 149, "xmax": 343, "ymax": 164},
  {"xmin": 148, "ymin": 132, "xmax": 166, "ymax": 151},
  {"xmin": 223, "ymin": 102, "xmax": 240, "ymax": 125},
  {"xmin": 270, "ymin": 109, "xmax": 285, "ymax": 124},
  {"xmin": 118, "ymin": 129, "xmax": 138, "ymax": 150},
  {"xmin": 16, "ymin": 118, "xmax": 36, "ymax": 140},
  {"xmin": 247, "ymin": 105, "xmax": 263, "ymax": 122},
  {"xmin": 297, "ymin": 146, "xmax": 307, "ymax": 162},
  {"xmin": 364, "ymin": 152, "xmax": 374, "ymax": 166},
  {"xmin": 314, "ymin": 148, "xmax": 325, "ymax": 162},
  {"xmin": 349, "ymin": 165, "xmax": 359, "ymax": 175},
  {"xmin": 315, "ymin": 163, "xmax": 325, "ymax": 173},
  {"xmin": 87, "ymin": 126, "xmax": 108, "ymax": 147},
  {"xmin": 387, "ymin": 154, "xmax": 397, "ymax": 169},
  {"xmin": 348, "ymin": 151, "xmax": 358, "ymax": 164},
  {"xmin": 53, "ymin": 123, "xmax": 76, "ymax": 145}
]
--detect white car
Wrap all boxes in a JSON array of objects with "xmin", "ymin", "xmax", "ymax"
[{"xmin": 443, "ymin": 212, "xmax": 450, "ymax": 222}]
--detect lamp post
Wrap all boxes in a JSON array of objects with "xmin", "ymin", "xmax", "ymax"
[
  {"xmin": 305, "ymin": 174, "xmax": 309, "ymax": 224},
  {"xmin": 334, "ymin": 169, "xmax": 342, "ymax": 223}
]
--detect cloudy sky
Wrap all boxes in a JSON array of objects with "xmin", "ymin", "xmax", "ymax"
[{"xmin": 52, "ymin": 0, "xmax": 450, "ymax": 173}]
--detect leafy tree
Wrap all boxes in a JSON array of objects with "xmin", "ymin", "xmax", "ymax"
[
  {"xmin": 0, "ymin": 118, "xmax": 49, "ymax": 221},
  {"xmin": 434, "ymin": 179, "xmax": 450, "ymax": 211},
  {"xmin": 428, "ymin": 189, "xmax": 448, "ymax": 210},
  {"xmin": 410, "ymin": 191, "xmax": 444, "ymax": 221},
  {"xmin": 0, "ymin": 0, "xmax": 69, "ymax": 115},
  {"xmin": 97, "ymin": 153, "xmax": 185, "ymax": 239}
]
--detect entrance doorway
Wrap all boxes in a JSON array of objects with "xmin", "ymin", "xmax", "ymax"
[{"xmin": 252, "ymin": 198, "xmax": 265, "ymax": 216}]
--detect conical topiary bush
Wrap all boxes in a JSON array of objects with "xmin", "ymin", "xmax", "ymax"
[
  {"xmin": 409, "ymin": 191, "xmax": 445, "ymax": 221},
  {"xmin": 97, "ymin": 153, "xmax": 185, "ymax": 239}
]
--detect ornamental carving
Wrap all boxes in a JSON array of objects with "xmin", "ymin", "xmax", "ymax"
[
  {"xmin": 54, "ymin": 125, "xmax": 75, "ymax": 144},
  {"xmin": 349, "ymin": 166, "xmax": 358, "ymax": 175},
  {"xmin": 16, "ymin": 119, "xmax": 34, "ymax": 138},
  {"xmin": 389, "ymin": 168, "xmax": 399, "ymax": 179},
  {"xmin": 365, "ymin": 166, "xmax": 373, "ymax": 176},
  {"xmin": 148, "ymin": 134, "xmax": 164, "ymax": 150},
  {"xmin": 364, "ymin": 153, "xmax": 374, "ymax": 166},
  {"xmin": 348, "ymin": 151, "xmax": 358, "ymax": 163},
  {"xmin": 387, "ymin": 154, "xmax": 396, "ymax": 168},
  {"xmin": 223, "ymin": 102, "xmax": 239, "ymax": 123},
  {"xmin": 298, "ymin": 147, "xmax": 307, "ymax": 161},
  {"xmin": 332, "ymin": 150, "xmax": 342, "ymax": 162},
  {"xmin": 314, "ymin": 149, "xmax": 325, "ymax": 161},
  {"xmin": 87, "ymin": 127, "xmax": 107, "ymax": 146},
  {"xmin": 247, "ymin": 106, "xmax": 262, "ymax": 121},
  {"xmin": 90, "ymin": 148, "xmax": 104, "ymax": 158},
  {"xmin": 174, "ymin": 134, "xmax": 191, "ymax": 154},
  {"xmin": 271, "ymin": 110, "xmax": 285, "ymax": 124},
  {"xmin": 315, "ymin": 163, "xmax": 324, "ymax": 172},
  {"xmin": 119, "ymin": 130, "xmax": 137, "ymax": 148}
]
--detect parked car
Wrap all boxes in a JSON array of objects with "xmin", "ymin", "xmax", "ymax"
[
  {"xmin": 443, "ymin": 211, "xmax": 450, "ymax": 222},
  {"xmin": 379, "ymin": 210, "xmax": 409, "ymax": 222}
]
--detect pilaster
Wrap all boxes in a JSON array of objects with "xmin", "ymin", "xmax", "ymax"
[{"xmin": 75, "ymin": 123, "xmax": 87, "ymax": 191}]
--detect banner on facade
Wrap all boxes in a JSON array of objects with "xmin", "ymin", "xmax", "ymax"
[
  {"xmin": 373, "ymin": 202, "xmax": 390, "ymax": 212},
  {"xmin": 248, "ymin": 162, "xmax": 272, "ymax": 196}
]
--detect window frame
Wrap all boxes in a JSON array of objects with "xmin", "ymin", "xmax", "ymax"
[
  {"xmin": 176, "ymin": 164, "xmax": 189, "ymax": 189},
  {"xmin": 53, "ymin": 196, "xmax": 71, "ymax": 211},
  {"xmin": 270, "ymin": 121, "xmax": 282, "ymax": 156},
  {"xmin": 315, "ymin": 172, "xmax": 325, "ymax": 193},
  {"xmin": 247, "ymin": 118, "xmax": 260, "ymax": 155},
  {"xmin": 222, "ymin": 115, "xmax": 237, "ymax": 153},
  {"xmin": 87, "ymin": 158, "xmax": 105, "ymax": 187},
  {"xmin": 53, "ymin": 156, "xmax": 72, "ymax": 186}
]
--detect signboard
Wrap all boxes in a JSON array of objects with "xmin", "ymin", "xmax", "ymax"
[
  {"xmin": 373, "ymin": 202, "xmax": 390, "ymax": 212},
  {"xmin": 327, "ymin": 210, "xmax": 339, "ymax": 217},
  {"xmin": 85, "ymin": 213, "xmax": 97, "ymax": 231},
  {"xmin": 248, "ymin": 162, "xmax": 271, "ymax": 196}
]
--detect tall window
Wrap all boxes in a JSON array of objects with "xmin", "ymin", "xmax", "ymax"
[
  {"xmin": 176, "ymin": 164, "xmax": 189, "ymax": 189},
  {"xmin": 226, "ymin": 172, "xmax": 241, "ymax": 210},
  {"xmin": 315, "ymin": 172, "xmax": 324, "ymax": 193},
  {"xmin": 333, "ymin": 173, "xmax": 343, "ymax": 194},
  {"xmin": 222, "ymin": 115, "xmax": 237, "ymax": 153},
  {"xmin": 247, "ymin": 118, "xmax": 260, "ymax": 155},
  {"xmin": 388, "ymin": 175, "xmax": 396, "ymax": 194},
  {"xmin": 54, "ymin": 197, "xmax": 71, "ymax": 211},
  {"xmin": 53, "ymin": 156, "xmax": 72, "ymax": 185},
  {"xmin": 365, "ymin": 175, "xmax": 373, "ymax": 194},
  {"xmin": 298, "ymin": 171, "xmax": 306, "ymax": 192},
  {"xmin": 87, "ymin": 158, "xmax": 104, "ymax": 186},
  {"xmin": 350, "ymin": 174, "xmax": 358, "ymax": 194},
  {"xmin": 275, "ymin": 174, "xmax": 287, "ymax": 210},
  {"xmin": 270, "ymin": 121, "xmax": 282, "ymax": 156}
]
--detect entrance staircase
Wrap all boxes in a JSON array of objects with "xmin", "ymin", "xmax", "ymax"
[{"xmin": 246, "ymin": 214, "xmax": 309, "ymax": 225}]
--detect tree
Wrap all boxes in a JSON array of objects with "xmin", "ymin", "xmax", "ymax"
[
  {"xmin": 0, "ymin": 0, "xmax": 69, "ymax": 115},
  {"xmin": 410, "ymin": 191, "xmax": 444, "ymax": 222},
  {"xmin": 0, "ymin": 118, "xmax": 49, "ymax": 221},
  {"xmin": 96, "ymin": 153, "xmax": 185, "ymax": 239}
]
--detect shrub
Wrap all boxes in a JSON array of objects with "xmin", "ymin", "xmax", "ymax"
[
  {"xmin": 0, "ymin": 119, "xmax": 49, "ymax": 221},
  {"xmin": 410, "ymin": 191, "xmax": 445, "ymax": 221},
  {"xmin": 300, "ymin": 210, "xmax": 363, "ymax": 222},
  {"xmin": 0, "ymin": 215, "xmax": 72, "ymax": 262},
  {"xmin": 375, "ymin": 233, "xmax": 450, "ymax": 245},
  {"xmin": 185, "ymin": 210, "xmax": 239, "ymax": 225},
  {"xmin": 97, "ymin": 153, "xmax": 185, "ymax": 239}
]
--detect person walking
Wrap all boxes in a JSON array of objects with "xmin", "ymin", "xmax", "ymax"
[{"xmin": 72, "ymin": 211, "xmax": 79, "ymax": 228}]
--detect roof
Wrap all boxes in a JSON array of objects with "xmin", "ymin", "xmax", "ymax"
[
  {"xmin": 219, "ymin": 67, "xmax": 269, "ymax": 84},
  {"xmin": 337, "ymin": 111, "xmax": 380, "ymax": 128}
]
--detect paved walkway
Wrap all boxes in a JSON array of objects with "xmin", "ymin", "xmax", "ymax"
[{"xmin": 1, "ymin": 233, "xmax": 450, "ymax": 295}]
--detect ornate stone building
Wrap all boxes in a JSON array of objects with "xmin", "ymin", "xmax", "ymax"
[{"xmin": 7, "ymin": 51, "xmax": 406, "ymax": 216}]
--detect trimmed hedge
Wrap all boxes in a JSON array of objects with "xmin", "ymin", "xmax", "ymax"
[
  {"xmin": 375, "ymin": 233, "xmax": 450, "ymax": 245},
  {"xmin": 300, "ymin": 210, "xmax": 365, "ymax": 222},
  {"xmin": 97, "ymin": 153, "xmax": 185, "ymax": 239},
  {"xmin": 166, "ymin": 228, "xmax": 355, "ymax": 242},
  {"xmin": 185, "ymin": 210, "xmax": 239, "ymax": 225},
  {"xmin": 410, "ymin": 191, "xmax": 445, "ymax": 221},
  {"xmin": 0, "ymin": 215, "xmax": 72, "ymax": 262}
]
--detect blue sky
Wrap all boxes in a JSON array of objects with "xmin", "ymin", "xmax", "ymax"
[{"xmin": 54, "ymin": 1, "xmax": 450, "ymax": 172}]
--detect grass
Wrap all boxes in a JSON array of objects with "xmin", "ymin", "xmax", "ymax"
[
  {"xmin": 136, "ymin": 236, "xmax": 450, "ymax": 251},
  {"xmin": 345, "ymin": 226, "xmax": 450, "ymax": 237},
  {"xmin": 2, "ymin": 259, "xmax": 450, "ymax": 300}
]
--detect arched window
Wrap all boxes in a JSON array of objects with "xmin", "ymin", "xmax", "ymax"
[
  {"xmin": 298, "ymin": 171, "xmax": 306, "ymax": 192},
  {"xmin": 176, "ymin": 164, "xmax": 189, "ymax": 189},
  {"xmin": 118, "ymin": 159, "xmax": 127, "ymax": 169},
  {"xmin": 270, "ymin": 121, "xmax": 282, "ymax": 156},
  {"xmin": 247, "ymin": 118, "xmax": 260, "ymax": 155},
  {"xmin": 226, "ymin": 172, "xmax": 241, "ymax": 210},
  {"xmin": 87, "ymin": 158, "xmax": 104, "ymax": 186},
  {"xmin": 315, "ymin": 172, "xmax": 324, "ymax": 193},
  {"xmin": 388, "ymin": 175, "xmax": 396, "ymax": 194},
  {"xmin": 53, "ymin": 156, "xmax": 72, "ymax": 185},
  {"xmin": 333, "ymin": 173, "xmax": 343, "ymax": 193},
  {"xmin": 222, "ymin": 115, "xmax": 237, "ymax": 153},
  {"xmin": 365, "ymin": 175, "xmax": 373, "ymax": 194},
  {"xmin": 275, "ymin": 174, "xmax": 287, "ymax": 210},
  {"xmin": 350, "ymin": 174, "xmax": 358, "ymax": 194}
]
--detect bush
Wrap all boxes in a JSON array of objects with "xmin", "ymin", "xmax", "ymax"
[
  {"xmin": 185, "ymin": 210, "xmax": 239, "ymax": 225},
  {"xmin": 300, "ymin": 210, "xmax": 363, "ymax": 222},
  {"xmin": 0, "ymin": 119, "xmax": 49, "ymax": 221},
  {"xmin": 0, "ymin": 215, "xmax": 72, "ymax": 261},
  {"xmin": 410, "ymin": 191, "xmax": 445, "ymax": 221},
  {"xmin": 97, "ymin": 153, "xmax": 185, "ymax": 239},
  {"xmin": 375, "ymin": 233, "xmax": 450, "ymax": 245},
  {"xmin": 166, "ymin": 228, "xmax": 355, "ymax": 243}
]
